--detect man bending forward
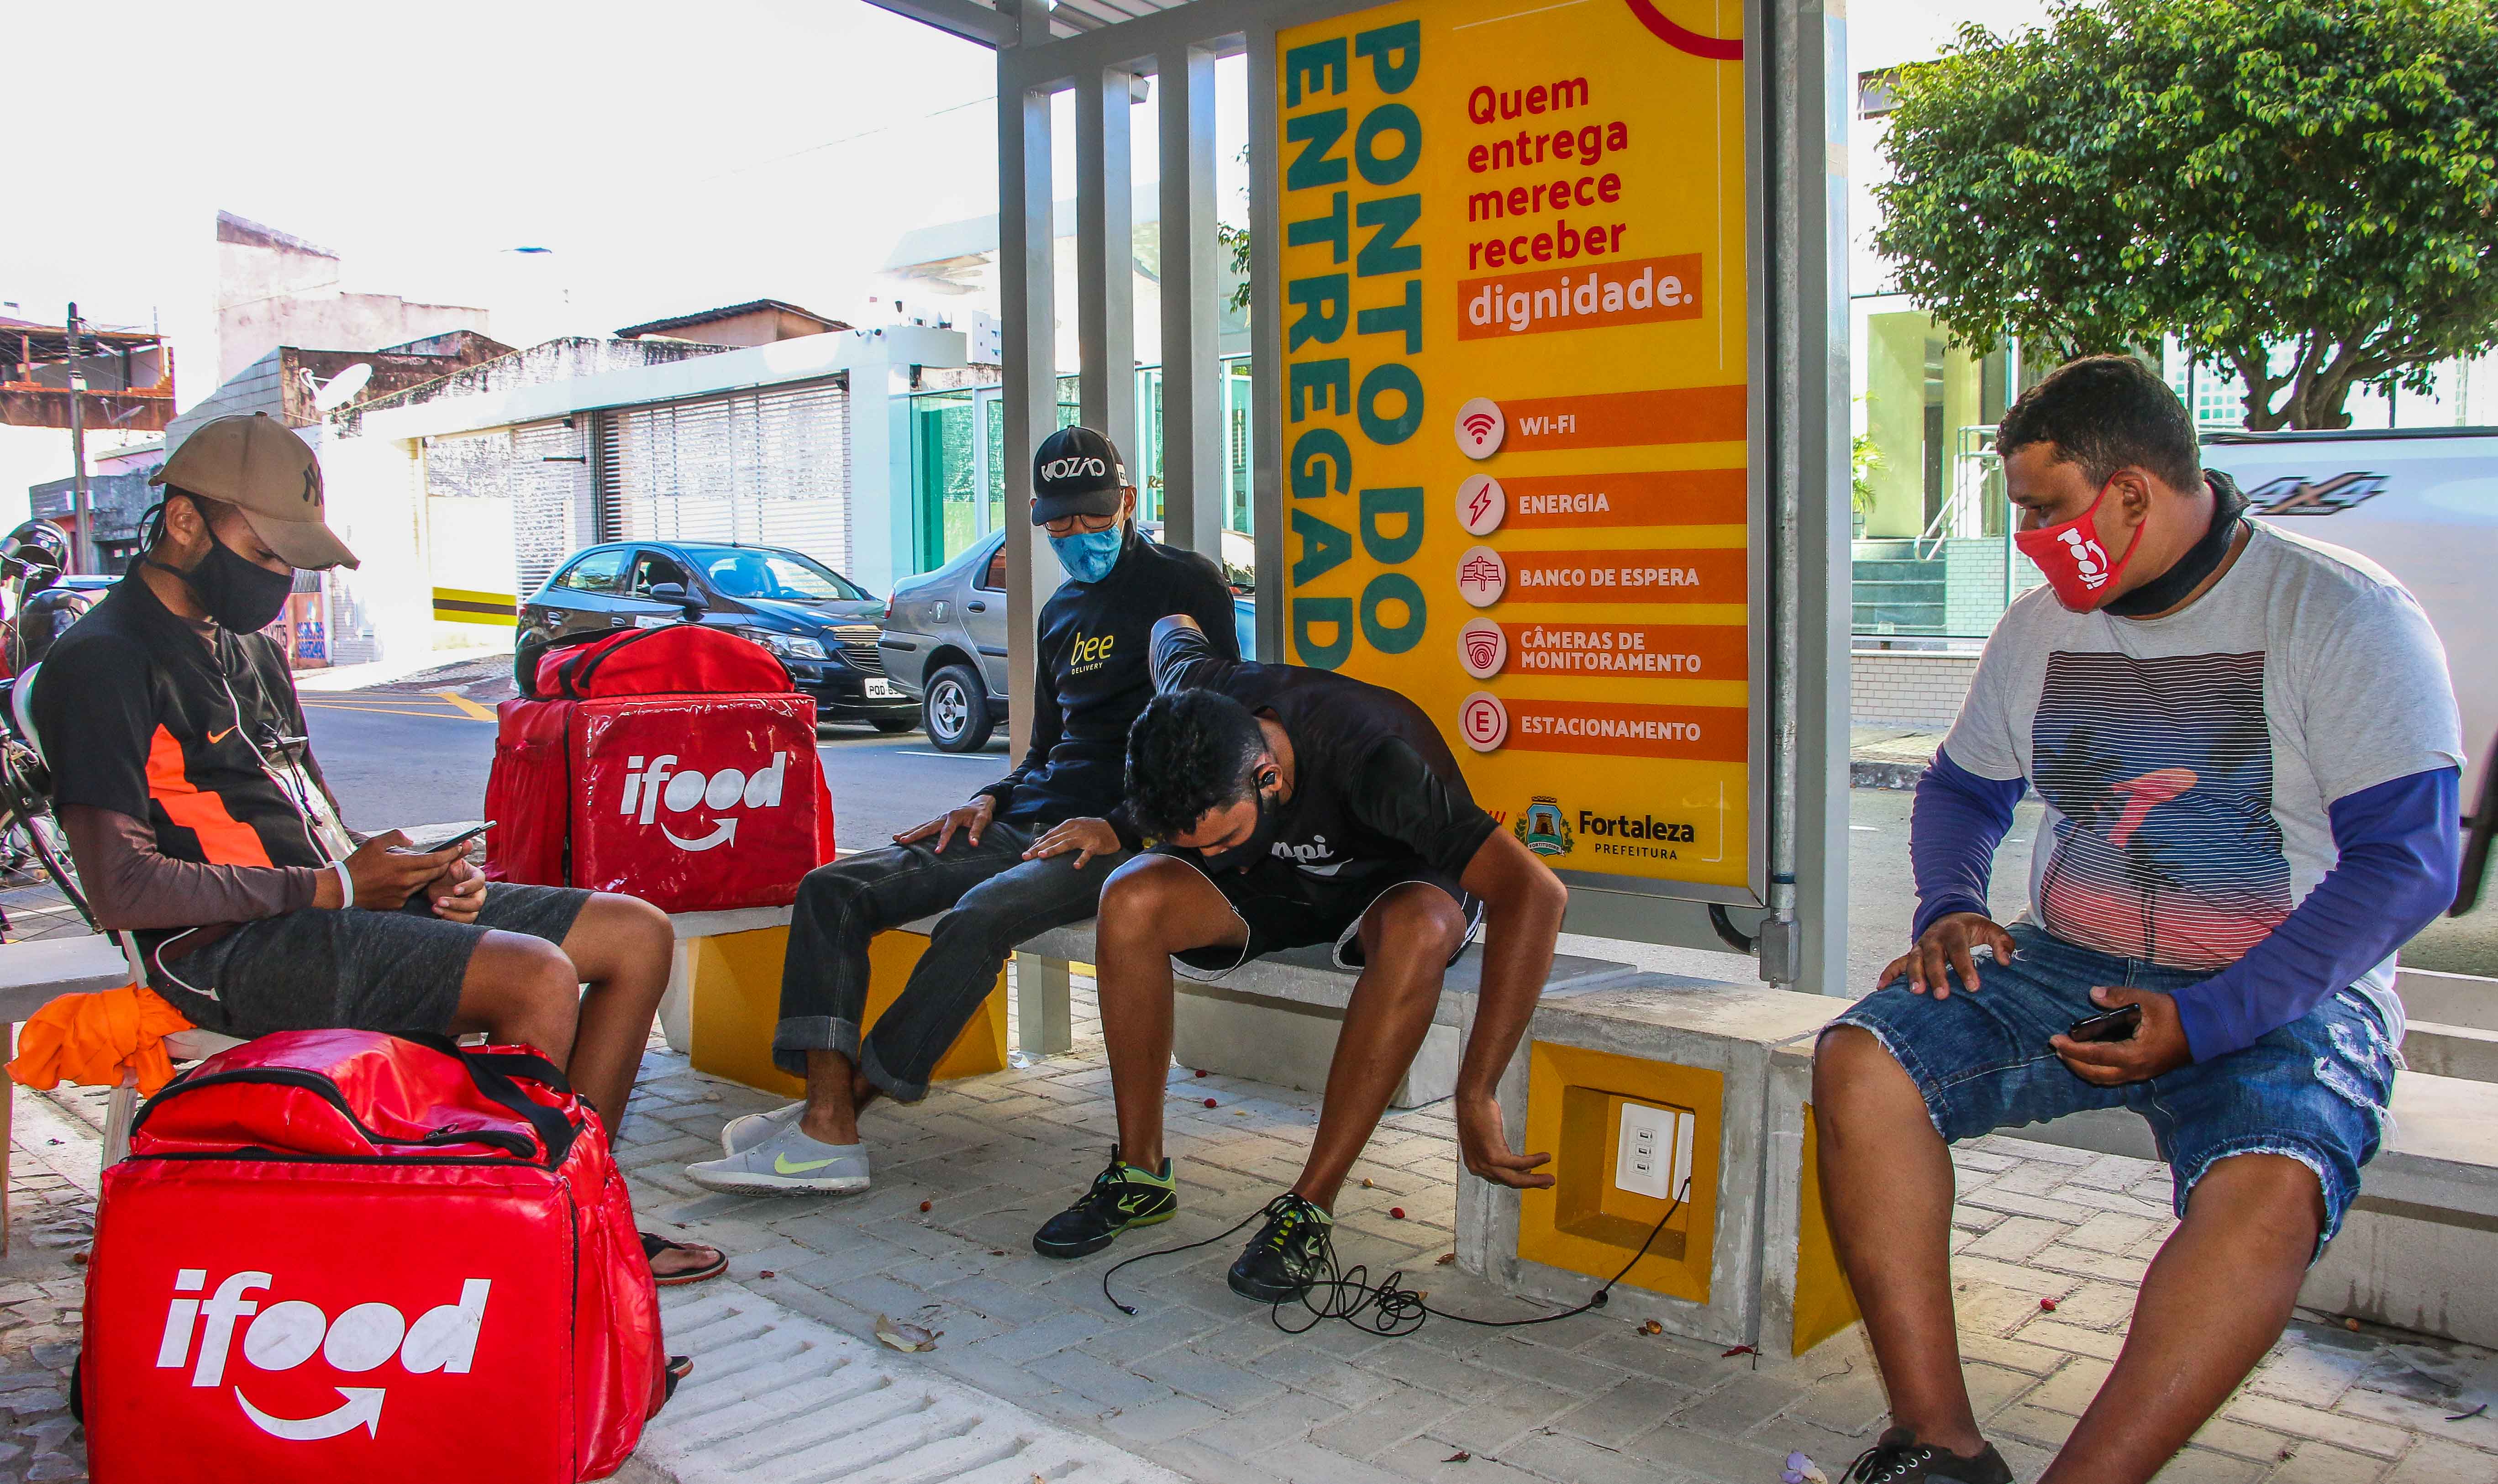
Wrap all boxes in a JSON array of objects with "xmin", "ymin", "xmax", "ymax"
[{"xmin": 1028, "ymin": 614, "xmax": 1568, "ymax": 1302}]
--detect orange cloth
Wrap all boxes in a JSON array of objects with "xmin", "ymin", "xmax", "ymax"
[{"xmin": 7, "ymin": 984, "xmax": 197, "ymax": 1095}]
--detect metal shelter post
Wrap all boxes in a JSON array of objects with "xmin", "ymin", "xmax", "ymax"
[
  {"xmin": 1074, "ymin": 68, "xmax": 1138, "ymax": 463},
  {"xmin": 999, "ymin": 5, "xmax": 1059, "ymax": 760},
  {"xmin": 1768, "ymin": 0, "xmax": 1851, "ymax": 994},
  {"xmin": 1155, "ymin": 45, "xmax": 1225, "ymax": 562}
]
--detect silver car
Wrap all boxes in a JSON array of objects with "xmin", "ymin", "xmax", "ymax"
[
  {"xmin": 878, "ymin": 533, "xmax": 1015, "ymax": 752},
  {"xmin": 878, "ymin": 526, "xmax": 1258, "ymax": 752}
]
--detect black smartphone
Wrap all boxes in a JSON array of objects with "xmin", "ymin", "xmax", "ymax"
[
  {"xmin": 400, "ymin": 821, "xmax": 492, "ymax": 855},
  {"xmin": 2067, "ymin": 1004, "xmax": 2142, "ymax": 1043}
]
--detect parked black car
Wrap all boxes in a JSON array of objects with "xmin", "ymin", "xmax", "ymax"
[{"xmin": 518, "ymin": 541, "xmax": 916, "ymax": 731}]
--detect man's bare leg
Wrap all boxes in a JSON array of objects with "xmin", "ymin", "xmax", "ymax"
[
  {"xmin": 1813, "ymin": 1026, "xmax": 1985, "ymax": 1456},
  {"xmin": 799, "ymin": 1050, "xmax": 880, "ymax": 1145},
  {"xmin": 1093, "ymin": 856, "xmax": 1248, "ymax": 1172},
  {"xmin": 558, "ymin": 893, "xmax": 675, "ymax": 1125},
  {"xmin": 1293, "ymin": 884, "xmax": 1464, "ymax": 1212},
  {"xmin": 2046, "ymin": 1154, "xmax": 2320, "ymax": 1483}
]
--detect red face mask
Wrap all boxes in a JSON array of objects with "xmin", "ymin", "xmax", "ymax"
[{"xmin": 2014, "ymin": 482, "xmax": 2145, "ymax": 611}]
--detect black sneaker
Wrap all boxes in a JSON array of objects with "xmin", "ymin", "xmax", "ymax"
[
  {"xmin": 1842, "ymin": 1428, "xmax": 2013, "ymax": 1484},
  {"xmin": 1227, "ymin": 1193, "xmax": 1335, "ymax": 1302},
  {"xmin": 1032, "ymin": 1148, "xmax": 1178, "ymax": 1258}
]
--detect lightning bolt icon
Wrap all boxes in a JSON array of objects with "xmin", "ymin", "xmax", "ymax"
[{"xmin": 1469, "ymin": 489, "xmax": 1492, "ymax": 523}]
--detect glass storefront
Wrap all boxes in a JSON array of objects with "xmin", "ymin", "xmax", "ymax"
[{"xmin": 909, "ymin": 357, "xmax": 1257, "ymax": 577}]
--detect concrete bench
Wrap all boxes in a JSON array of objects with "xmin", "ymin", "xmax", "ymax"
[
  {"xmin": 659, "ymin": 906, "xmax": 1642, "ymax": 1109},
  {"xmin": 2395, "ymin": 967, "xmax": 2498, "ymax": 1083},
  {"xmin": 1457, "ymin": 975, "xmax": 2498, "ymax": 1359}
]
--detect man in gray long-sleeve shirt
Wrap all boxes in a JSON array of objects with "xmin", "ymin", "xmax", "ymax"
[{"xmin": 32, "ymin": 413, "xmax": 721, "ymax": 1284}]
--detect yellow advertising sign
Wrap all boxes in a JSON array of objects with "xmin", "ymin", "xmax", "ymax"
[{"xmin": 1274, "ymin": 0, "xmax": 1752, "ymax": 891}]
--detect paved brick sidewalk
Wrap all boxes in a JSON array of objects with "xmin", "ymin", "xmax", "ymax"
[
  {"xmin": 615, "ymin": 973, "xmax": 2498, "ymax": 1484},
  {"xmin": 3, "ymin": 978, "xmax": 2494, "ymax": 1482}
]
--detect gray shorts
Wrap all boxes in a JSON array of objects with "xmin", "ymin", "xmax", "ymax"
[{"xmin": 147, "ymin": 884, "xmax": 593, "ymax": 1040}]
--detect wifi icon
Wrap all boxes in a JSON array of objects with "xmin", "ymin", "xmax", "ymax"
[{"xmin": 1454, "ymin": 397, "xmax": 1505, "ymax": 460}]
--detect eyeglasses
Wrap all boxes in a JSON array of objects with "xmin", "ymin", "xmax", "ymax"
[{"xmin": 1042, "ymin": 511, "xmax": 1121, "ymax": 536}]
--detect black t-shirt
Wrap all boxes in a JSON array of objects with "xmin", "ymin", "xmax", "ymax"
[
  {"xmin": 981, "ymin": 528, "xmax": 1240, "ymax": 831},
  {"xmin": 31, "ymin": 575, "xmax": 332, "ymax": 946},
  {"xmin": 1152, "ymin": 621, "xmax": 1499, "ymax": 889}
]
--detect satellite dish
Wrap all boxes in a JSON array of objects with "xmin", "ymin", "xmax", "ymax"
[{"xmin": 310, "ymin": 362, "xmax": 373, "ymax": 412}]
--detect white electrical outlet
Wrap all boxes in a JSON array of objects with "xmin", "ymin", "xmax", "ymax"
[{"xmin": 1614, "ymin": 1100, "xmax": 1695, "ymax": 1200}]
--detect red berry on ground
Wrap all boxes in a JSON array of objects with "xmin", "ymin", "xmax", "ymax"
[
  {"xmin": 1390, "ymin": 1207, "xmax": 1406, "ymax": 1219},
  {"xmin": 1194, "ymin": 1069, "xmax": 1207, "ymax": 1077},
  {"xmin": 2039, "ymin": 1298, "xmax": 2057, "ymax": 1311},
  {"xmin": 919, "ymin": 1200, "xmax": 932, "ymax": 1212},
  {"xmin": 1205, "ymin": 1097, "xmax": 1218, "ymax": 1107}
]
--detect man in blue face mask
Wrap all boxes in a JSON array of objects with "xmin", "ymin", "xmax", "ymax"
[{"xmin": 690, "ymin": 426, "xmax": 1243, "ymax": 1195}]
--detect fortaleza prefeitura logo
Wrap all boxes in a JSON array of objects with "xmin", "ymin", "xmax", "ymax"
[{"xmin": 1514, "ymin": 796, "xmax": 1574, "ymax": 858}]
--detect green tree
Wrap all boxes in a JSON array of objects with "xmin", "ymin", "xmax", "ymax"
[{"xmin": 1874, "ymin": 0, "xmax": 2498, "ymax": 429}]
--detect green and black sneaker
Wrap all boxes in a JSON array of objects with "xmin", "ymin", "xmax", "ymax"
[
  {"xmin": 1227, "ymin": 1193, "xmax": 1335, "ymax": 1302},
  {"xmin": 1033, "ymin": 1148, "xmax": 1178, "ymax": 1258}
]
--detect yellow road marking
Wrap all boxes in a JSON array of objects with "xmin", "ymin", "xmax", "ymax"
[
  {"xmin": 432, "ymin": 689, "xmax": 498, "ymax": 721},
  {"xmin": 299, "ymin": 700, "xmax": 493, "ymax": 722}
]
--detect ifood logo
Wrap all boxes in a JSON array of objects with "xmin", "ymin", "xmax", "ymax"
[
  {"xmin": 2055, "ymin": 527, "xmax": 2113, "ymax": 589},
  {"xmin": 619, "ymin": 751, "xmax": 790, "ymax": 851},
  {"xmin": 158, "ymin": 1269, "xmax": 490, "ymax": 1440},
  {"xmin": 1039, "ymin": 456, "xmax": 1109, "ymax": 482}
]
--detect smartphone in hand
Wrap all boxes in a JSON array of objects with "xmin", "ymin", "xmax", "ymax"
[
  {"xmin": 399, "ymin": 821, "xmax": 492, "ymax": 855},
  {"xmin": 2067, "ymin": 1004, "xmax": 2142, "ymax": 1044}
]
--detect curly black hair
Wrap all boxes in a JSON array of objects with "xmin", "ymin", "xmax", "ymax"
[
  {"xmin": 1125, "ymin": 688, "xmax": 1268, "ymax": 840},
  {"xmin": 1998, "ymin": 354, "xmax": 2200, "ymax": 493}
]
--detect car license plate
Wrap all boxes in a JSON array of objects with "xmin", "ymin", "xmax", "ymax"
[{"xmin": 865, "ymin": 678, "xmax": 902, "ymax": 699}]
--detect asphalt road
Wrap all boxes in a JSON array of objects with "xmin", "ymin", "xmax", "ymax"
[{"xmin": 301, "ymin": 691, "xmax": 2496, "ymax": 984}]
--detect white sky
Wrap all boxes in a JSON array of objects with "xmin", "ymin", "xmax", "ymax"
[{"xmin": 0, "ymin": 0, "xmax": 2024, "ymax": 525}]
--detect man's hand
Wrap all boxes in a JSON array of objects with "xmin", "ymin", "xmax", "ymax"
[
  {"xmin": 896, "ymin": 795, "xmax": 996, "ymax": 853},
  {"xmin": 423, "ymin": 855, "xmax": 489, "ymax": 923},
  {"xmin": 1877, "ymin": 910, "xmax": 2017, "ymax": 1000},
  {"xmin": 1457, "ymin": 1094, "xmax": 1554, "ymax": 1190},
  {"xmin": 325, "ymin": 831, "xmax": 463, "ymax": 912},
  {"xmin": 2051, "ymin": 985, "xmax": 2192, "ymax": 1085},
  {"xmin": 1023, "ymin": 817, "xmax": 1122, "ymax": 868}
]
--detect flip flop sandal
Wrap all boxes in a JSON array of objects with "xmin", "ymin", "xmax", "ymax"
[
  {"xmin": 663, "ymin": 1354, "xmax": 694, "ymax": 1404},
  {"xmin": 643, "ymin": 1231, "xmax": 727, "ymax": 1287}
]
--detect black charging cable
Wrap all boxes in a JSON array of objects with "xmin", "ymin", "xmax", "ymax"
[{"xmin": 1103, "ymin": 1177, "xmax": 1691, "ymax": 1338}]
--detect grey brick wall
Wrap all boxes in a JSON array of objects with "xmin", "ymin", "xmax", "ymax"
[{"xmin": 1852, "ymin": 650, "xmax": 1980, "ymax": 729}]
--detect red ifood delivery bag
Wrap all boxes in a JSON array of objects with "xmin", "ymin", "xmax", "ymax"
[
  {"xmin": 484, "ymin": 628, "xmax": 835, "ymax": 911},
  {"xmin": 80, "ymin": 1031, "xmax": 666, "ymax": 1484}
]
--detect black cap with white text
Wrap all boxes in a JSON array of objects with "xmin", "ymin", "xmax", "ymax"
[{"xmin": 1031, "ymin": 425, "xmax": 1130, "ymax": 524}]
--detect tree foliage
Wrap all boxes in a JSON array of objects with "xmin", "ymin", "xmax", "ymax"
[{"xmin": 1874, "ymin": 0, "xmax": 2498, "ymax": 429}]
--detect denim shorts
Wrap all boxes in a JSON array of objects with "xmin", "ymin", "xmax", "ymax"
[{"xmin": 1829, "ymin": 923, "xmax": 2396, "ymax": 1247}]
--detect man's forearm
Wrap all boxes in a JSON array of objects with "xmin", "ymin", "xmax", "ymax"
[
  {"xmin": 1909, "ymin": 747, "xmax": 2024, "ymax": 939},
  {"xmin": 1457, "ymin": 888, "xmax": 1565, "ymax": 1101},
  {"xmin": 61, "ymin": 805, "xmax": 320, "ymax": 930}
]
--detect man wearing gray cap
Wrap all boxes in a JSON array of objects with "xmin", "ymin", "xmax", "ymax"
[
  {"xmin": 31, "ymin": 413, "xmax": 724, "ymax": 1284},
  {"xmin": 688, "ymin": 426, "xmax": 1239, "ymax": 1195}
]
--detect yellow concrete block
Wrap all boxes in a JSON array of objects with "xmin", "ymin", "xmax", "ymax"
[
  {"xmin": 685, "ymin": 925, "xmax": 1007, "ymax": 1097},
  {"xmin": 1792, "ymin": 1102, "xmax": 1862, "ymax": 1356},
  {"xmin": 1516, "ymin": 1041, "xmax": 1724, "ymax": 1304}
]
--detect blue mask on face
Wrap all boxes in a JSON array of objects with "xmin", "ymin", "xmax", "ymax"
[{"xmin": 1048, "ymin": 526, "xmax": 1124, "ymax": 584}]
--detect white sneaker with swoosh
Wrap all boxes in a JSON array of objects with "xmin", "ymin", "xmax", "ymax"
[
  {"xmin": 685, "ymin": 1122, "xmax": 870, "ymax": 1195},
  {"xmin": 719, "ymin": 1100, "xmax": 805, "ymax": 1156}
]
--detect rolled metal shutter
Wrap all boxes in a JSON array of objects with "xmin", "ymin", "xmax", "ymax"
[{"xmin": 589, "ymin": 376, "xmax": 851, "ymax": 575}]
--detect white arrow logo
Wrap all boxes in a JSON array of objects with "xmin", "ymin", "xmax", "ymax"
[
  {"xmin": 660, "ymin": 817, "xmax": 739, "ymax": 852},
  {"xmin": 237, "ymin": 1386, "xmax": 384, "ymax": 1440}
]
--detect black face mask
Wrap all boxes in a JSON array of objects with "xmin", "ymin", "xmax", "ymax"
[
  {"xmin": 155, "ymin": 527, "xmax": 296, "ymax": 633},
  {"xmin": 1198, "ymin": 770, "xmax": 1283, "ymax": 875},
  {"xmin": 2104, "ymin": 471, "xmax": 2250, "ymax": 618}
]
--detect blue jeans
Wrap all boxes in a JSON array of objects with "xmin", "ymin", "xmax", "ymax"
[
  {"xmin": 773, "ymin": 823, "xmax": 1130, "ymax": 1102},
  {"xmin": 1830, "ymin": 924, "xmax": 2396, "ymax": 1247}
]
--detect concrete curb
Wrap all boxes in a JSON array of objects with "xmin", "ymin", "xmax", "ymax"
[{"xmin": 1848, "ymin": 757, "xmax": 1927, "ymax": 791}]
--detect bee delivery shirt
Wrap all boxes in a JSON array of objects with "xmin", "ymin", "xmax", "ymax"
[
  {"xmin": 1928, "ymin": 521, "xmax": 2463, "ymax": 1059},
  {"xmin": 1152, "ymin": 620, "xmax": 1500, "ymax": 888},
  {"xmin": 978, "ymin": 527, "xmax": 1241, "ymax": 834}
]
